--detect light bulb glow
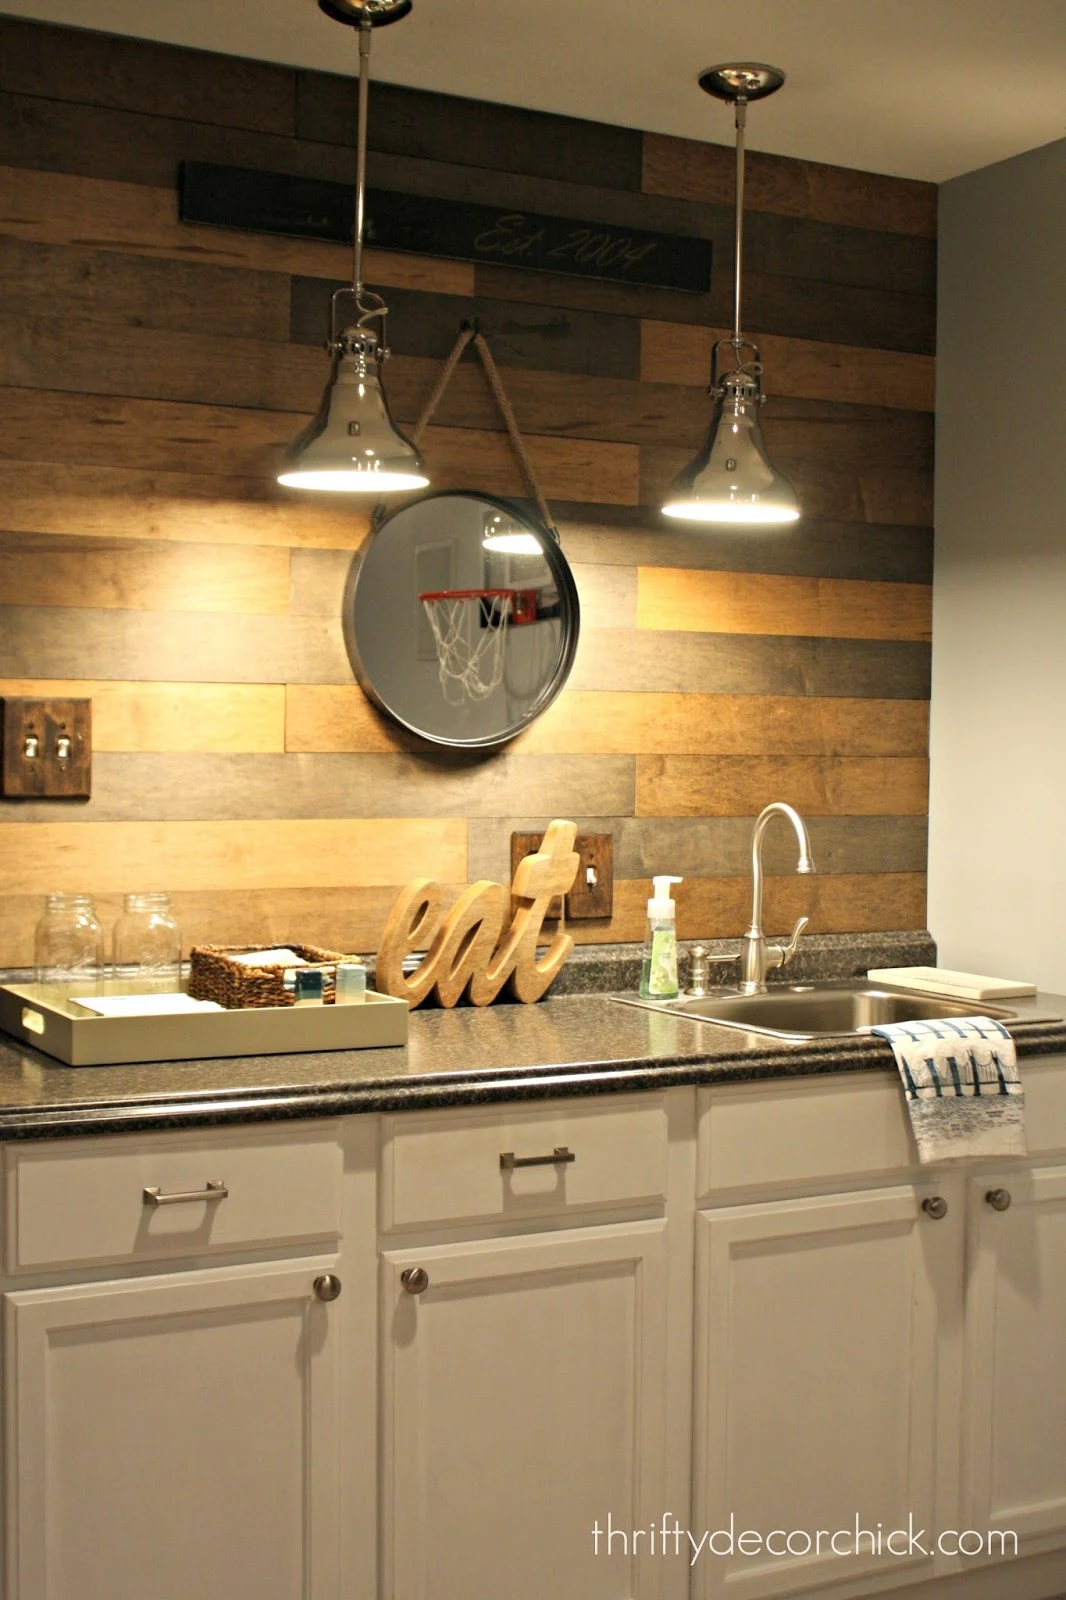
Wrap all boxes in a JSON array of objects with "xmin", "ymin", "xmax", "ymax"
[
  {"xmin": 278, "ymin": 469, "xmax": 429, "ymax": 493},
  {"xmin": 482, "ymin": 531, "xmax": 543, "ymax": 555},
  {"xmin": 661, "ymin": 500, "xmax": 801, "ymax": 524}
]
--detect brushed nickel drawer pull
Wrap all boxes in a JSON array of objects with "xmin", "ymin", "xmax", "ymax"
[
  {"xmin": 986, "ymin": 1187, "xmax": 1012, "ymax": 1211},
  {"xmin": 143, "ymin": 1179, "xmax": 228, "ymax": 1207},
  {"xmin": 401, "ymin": 1266, "xmax": 429, "ymax": 1295},
  {"xmin": 922, "ymin": 1195, "xmax": 948, "ymax": 1220},
  {"xmin": 500, "ymin": 1146, "xmax": 575, "ymax": 1172}
]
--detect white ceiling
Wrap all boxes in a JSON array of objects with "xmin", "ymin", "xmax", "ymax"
[{"xmin": 4, "ymin": 0, "xmax": 1065, "ymax": 183}]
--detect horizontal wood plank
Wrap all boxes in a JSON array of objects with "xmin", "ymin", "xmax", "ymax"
[
  {"xmin": 666, "ymin": 872, "xmax": 927, "ymax": 942},
  {"xmin": 476, "ymin": 260, "xmax": 934, "ymax": 355},
  {"xmin": 514, "ymin": 691, "xmax": 929, "ymax": 756},
  {"xmin": 0, "ymin": 235, "xmax": 291, "ymax": 342},
  {"xmin": 0, "ymin": 884, "xmax": 467, "ymax": 968},
  {"xmin": 569, "ymin": 631, "xmax": 930, "ymax": 700},
  {"xmin": 0, "ymin": 871, "xmax": 926, "ymax": 966},
  {"xmin": 0, "ymin": 681, "xmax": 286, "ymax": 754},
  {"xmin": 285, "ymin": 684, "xmax": 404, "ymax": 754},
  {"xmin": 636, "ymin": 567, "xmax": 932, "ymax": 643},
  {"xmin": 298, "ymin": 71, "xmax": 644, "ymax": 191},
  {"xmin": 469, "ymin": 814, "xmax": 926, "ymax": 880},
  {"xmin": 0, "ymin": 17, "xmax": 295, "ymax": 135},
  {"xmin": 0, "ymin": 312, "xmax": 325, "ymax": 414},
  {"xmin": 636, "ymin": 755, "xmax": 929, "ymax": 818},
  {"xmin": 0, "ymin": 818, "xmax": 467, "ymax": 896},
  {"xmin": 0, "ymin": 607, "xmax": 353, "ymax": 686},
  {"xmin": 0, "ymin": 460, "xmax": 371, "ymax": 550},
  {"xmin": 642, "ymin": 132, "xmax": 938, "ymax": 239},
  {"xmin": 0, "ymin": 165, "xmax": 474, "ymax": 292},
  {"xmin": 0, "ymin": 753, "xmax": 637, "ymax": 825},
  {"xmin": 641, "ymin": 320, "xmax": 936, "ymax": 413},
  {"xmin": 0, "ymin": 534, "xmax": 291, "ymax": 615}
]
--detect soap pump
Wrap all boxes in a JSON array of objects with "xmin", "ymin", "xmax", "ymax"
[{"xmin": 639, "ymin": 876, "xmax": 683, "ymax": 999}]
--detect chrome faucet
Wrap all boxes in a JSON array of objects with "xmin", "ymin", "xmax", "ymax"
[{"xmin": 739, "ymin": 802, "xmax": 815, "ymax": 995}]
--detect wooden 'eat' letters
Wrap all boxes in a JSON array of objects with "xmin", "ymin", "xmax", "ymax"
[{"xmin": 376, "ymin": 819, "xmax": 581, "ymax": 1008}]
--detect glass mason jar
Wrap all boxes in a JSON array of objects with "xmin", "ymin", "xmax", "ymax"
[
  {"xmin": 34, "ymin": 893, "xmax": 105, "ymax": 985},
  {"xmin": 111, "ymin": 892, "xmax": 182, "ymax": 990}
]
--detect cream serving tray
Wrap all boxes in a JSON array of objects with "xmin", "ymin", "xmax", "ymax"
[{"xmin": 0, "ymin": 977, "xmax": 408, "ymax": 1067}]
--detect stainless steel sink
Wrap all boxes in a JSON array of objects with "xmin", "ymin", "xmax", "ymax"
[{"xmin": 616, "ymin": 980, "xmax": 1020, "ymax": 1042}]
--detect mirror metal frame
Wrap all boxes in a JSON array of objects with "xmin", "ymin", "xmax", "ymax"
[{"xmin": 343, "ymin": 490, "xmax": 581, "ymax": 751}]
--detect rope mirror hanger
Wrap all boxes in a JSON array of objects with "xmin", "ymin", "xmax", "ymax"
[{"xmin": 403, "ymin": 322, "xmax": 562, "ymax": 704}]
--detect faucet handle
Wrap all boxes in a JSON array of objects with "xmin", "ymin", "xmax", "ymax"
[
  {"xmin": 780, "ymin": 915, "xmax": 809, "ymax": 966},
  {"xmin": 766, "ymin": 915, "xmax": 810, "ymax": 972}
]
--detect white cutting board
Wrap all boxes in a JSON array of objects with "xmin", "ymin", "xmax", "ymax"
[{"xmin": 867, "ymin": 965, "xmax": 1036, "ymax": 1000}]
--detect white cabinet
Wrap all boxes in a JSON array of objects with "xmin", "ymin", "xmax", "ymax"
[
  {"xmin": 963, "ymin": 1162, "xmax": 1066, "ymax": 1547},
  {"xmin": 5, "ymin": 1258, "xmax": 342, "ymax": 1600},
  {"xmin": 692, "ymin": 1183, "xmax": 958, "ymax": 1600},
  {"xmin": 381, "ymin": 1220, "xmax": 672, "ymax": 1600},
  {"xmin": 5, "ymin": 1063, "xmax": 1066, "ymax": 1600}
]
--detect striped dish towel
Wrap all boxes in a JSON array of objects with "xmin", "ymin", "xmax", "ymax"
[{"xmin": 870, "ymin": 1016, "xmax": 1027, "ymax": 1164}]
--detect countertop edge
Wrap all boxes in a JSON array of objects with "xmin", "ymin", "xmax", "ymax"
[{"xmin": 2, "ymin": 1019, "xmax": 1064, "ymax": 1142}]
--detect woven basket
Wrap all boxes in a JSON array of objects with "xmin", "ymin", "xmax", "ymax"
[{"xmin": 188, "ymin": 943, "xmax": 358, "ymax": 1009}]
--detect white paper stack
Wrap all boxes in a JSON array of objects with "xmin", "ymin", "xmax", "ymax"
[
  {"xmin": 229, "ymin": 948, "xmax": 308, "ymax": 967},
  {"xmin": 77, "ymin": 994, "xmax": 225, "ymax": 1018},
  {"xmin": 866, "ymin": 965, "xmax": 1036, "ymax": 1001}
]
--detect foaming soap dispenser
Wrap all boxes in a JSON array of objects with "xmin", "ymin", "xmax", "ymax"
[{"xmin": 639, "ymin": 876, "xmax": 683, "ymax": 999}]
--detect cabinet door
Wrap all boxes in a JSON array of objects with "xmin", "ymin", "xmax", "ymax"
[
  {"xmin": 964, "ymin": 1163, "xmax": 1066, "ymax": 1545},
  {"xmin": 5, "ymin": 1259, "xmax": 341, "ymax": 1600},
  {"xmin": 381, "ymin": 1220, "xmax": 672, "ymax": 1600},
  {"xmin": 693, "ymin": 1184, "xmax": 956, "ymax": 1600}
]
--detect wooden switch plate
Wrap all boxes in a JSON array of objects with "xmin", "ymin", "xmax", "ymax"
[
  {"xmin": 510, "ymin": 830, "xmax": 614, "ymax": 921},
  {"xmin": 1, "ymin": 698, "xmax": 92, "ymax": 799}
]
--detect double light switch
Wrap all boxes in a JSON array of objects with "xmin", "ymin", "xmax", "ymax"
[{"xmin": 0, "ymin": 698, "xmax": 92, "ymax": 799}]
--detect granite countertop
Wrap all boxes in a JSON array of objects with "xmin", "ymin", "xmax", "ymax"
[{"xmin": 1, "ymin": 986, "xmax": 1065, "ymax": 1141}]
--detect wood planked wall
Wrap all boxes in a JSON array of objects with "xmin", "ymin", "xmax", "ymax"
[{"xmin": 0, "ymin": 17, "xmax": 935, "ymax": 964}]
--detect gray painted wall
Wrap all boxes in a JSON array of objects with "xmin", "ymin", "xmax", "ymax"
[{"xmin": 930, "ymin": 136, "xmax": 1066, "ymax": 991}]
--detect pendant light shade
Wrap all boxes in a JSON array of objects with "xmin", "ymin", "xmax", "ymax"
[
  {"xmin": 279, "ymin": 0, "xmax": 425, "ymax": 495},
  {"xmin": 661, "ymin": 365, "xmax": 800, "ymax": 524},
  {"xmin": 663, "ymin": 63, "xmax": 800, "ymax": 528},
  {"xmin": 278, "ymin": 329, "xmax": 427, "ymax": 492}
]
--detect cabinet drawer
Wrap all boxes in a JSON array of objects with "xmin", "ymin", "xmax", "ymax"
[
  {"xmin": 698, "ymin": 1055, "xmax": 1066, "ymax": 1198},
  {"xmin": 5, "ymin": 1122, "xmax": 343, "ymax": 1273},
  {"xmin": 381, "ymin": 1094, "xmax": 668, "ymax": 1232},
  {"xmin": 698, "ymin": 1073, "xmax": 917, "ymax": 1198}
]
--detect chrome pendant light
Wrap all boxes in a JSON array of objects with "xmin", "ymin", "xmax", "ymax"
[
  {"xmin": 662, "ymin": 64, "xmax": 800, "ymax": 527},
  {"xmin": 278, "ymin": 0, "xmax": 428, "ymax": 493}
]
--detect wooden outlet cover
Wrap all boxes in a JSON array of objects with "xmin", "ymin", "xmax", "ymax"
[
  {"xmin": 510, "ymin": 830, "xmax": 613, "ymax": 921},
  {"xmin": 1, "ymin": 698, "xmax": 92, "ymax": 799}
]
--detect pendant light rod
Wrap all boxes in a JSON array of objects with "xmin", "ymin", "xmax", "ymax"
[
  {"xmin": 352, "ymin": 19, "xmax": 372, "ymax": 302},
  {"xmin": 732, "ymin": 95, "xmax": 747, "ymax": 347}
]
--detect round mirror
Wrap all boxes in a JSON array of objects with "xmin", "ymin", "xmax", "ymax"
[{"xmin": 345, "ymin": 491, "xmax": 580, "ymax": 749}]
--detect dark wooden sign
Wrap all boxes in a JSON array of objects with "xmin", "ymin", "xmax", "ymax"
[{"xmin": 180, "ymin": 161, "xmax": 712, "ymax": 294}]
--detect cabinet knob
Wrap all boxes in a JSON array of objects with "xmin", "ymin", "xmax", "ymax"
[
  {"xmin": 922, "ymin": 1195, "xmax": 949, "ymax": 1220},
  {"xmin": 986, "ymin": 1187, "xmax": 1012, "ymax": 1212},
  {"xmin": 401, "ymin": 1266, "xmax": 430, "ymax": 1295},
  {"xmin": 313, "ymin": 1273, "xmax": 342, "ymax": 1303}
]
